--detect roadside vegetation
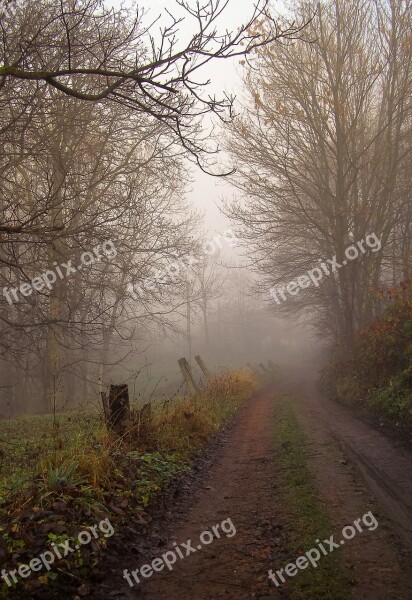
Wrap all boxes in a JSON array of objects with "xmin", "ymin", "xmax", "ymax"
[
  {"xmin": 273, "ymin": 396, "xmax": 350, "ymax": 600},
  {"xmin": 322, "ymin": 281, "xmax": 412, "ymax": 442},
  {"xmin": 0, "ymin": 369, "xmax": 257, "ymax": 599}
]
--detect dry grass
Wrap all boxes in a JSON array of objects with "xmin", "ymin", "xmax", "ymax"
[
  {"xmin": 1, "ymin": 369, "xmax": 258, "ymax": 505},
  {"xmin": 0, "ymin": 368, "xmax": 262, "ymax": 600},
  {"xmin": 136, "ymin": 369, "xmax": 257, "ymax": 454}
]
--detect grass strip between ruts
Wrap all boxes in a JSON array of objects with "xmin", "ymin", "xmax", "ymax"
[{"xmin": 273, "ymin": 394, "xmax": 351, "ymax": 600}]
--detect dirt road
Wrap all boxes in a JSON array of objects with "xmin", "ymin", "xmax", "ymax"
[
  {"xmin": 287, "ymin": 370, "xmax": 412, "ymax": 553},
  {"xmin": 92, "ymin": 373, "xmax": 412, "ymax": 599}
]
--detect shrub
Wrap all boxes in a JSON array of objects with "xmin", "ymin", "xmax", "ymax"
[{"xmin": 323, "ymin": 280, "xmax": 412, "ymax": 433}]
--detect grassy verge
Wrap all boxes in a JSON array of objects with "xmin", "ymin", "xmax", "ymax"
[
  {"xmin": 273, "ymin": 395, "xmax": 350, "ymax": 600},
  {"xmin": 0, "ymin": 369, "xmax": 257, "ymax": 599}
]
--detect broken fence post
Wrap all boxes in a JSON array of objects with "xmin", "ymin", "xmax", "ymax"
[
  {"xmin": 195, "ymin": 354, "xmax": 213, "ymax": 383},
  {"xmin": 107, "ymin": 384, "xmax": 130, "ymax": 432},
  {"xmin": 178, "ymin": 357, "xmax": 200, "ymax": 394}
]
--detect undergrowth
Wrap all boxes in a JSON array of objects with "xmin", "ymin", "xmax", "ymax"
[
  {"xmin": 322, "ymin": 281, "xmax": 412, "ymax": 437},
  {"xmin": 0, "ymin": 368, "xmax": 258, "ymax": 598}
]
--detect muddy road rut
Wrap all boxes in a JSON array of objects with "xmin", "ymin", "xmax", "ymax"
[{"xmin": 92, "ymin": 374, "xmax": 412, "ymax": 600}]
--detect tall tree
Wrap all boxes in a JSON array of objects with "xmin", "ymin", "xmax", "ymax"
[
  {"xmin": 0, "ymin": 0, "xmax": 304, "ymax": 173},
  {"xmin": 226, "ymin": 0, "xmax": 412, "ymax": 349}
]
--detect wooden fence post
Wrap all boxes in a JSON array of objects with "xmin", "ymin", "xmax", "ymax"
[
  {"xmin": 178, "ymin": 357, "xmax": 200, "ymax": 394},
  {"xmin": 195, "ymin": 354, "xmax": 213, "ymax": 383},
  {"xmin": 107, "ymin": 384, "xmax": 130, "ymax": 432}
]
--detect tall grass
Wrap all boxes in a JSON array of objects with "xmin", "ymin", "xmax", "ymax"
[
  {"xmin": 145, "ymin": 369, "xmax": 257, "ymax": 454},
  {"xmin": 1, "ymin": 369, "xmax": 257, "ymax": 508}
]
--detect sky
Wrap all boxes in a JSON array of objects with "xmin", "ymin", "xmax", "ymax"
[
  {"xmin": 122, "ymin": 0, "xmax": 275, "ymax": 235},
  {"xmin": 145, "ymin": 0, "xmax": 258, "ymax": 235}
]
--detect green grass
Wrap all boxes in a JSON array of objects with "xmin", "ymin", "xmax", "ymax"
[
  {"xmin": 0, "ymin": 370, "xmax": 258, "ymax": 505},
  {"xmin": 273, "ymin": 395, "xmax": 351, "ymax": 600},
  {"xmin": 0, "ymin": 369, "xmax": 259, "ymax": 598},
  {"xmin": 0, "ymin": 410, "xmax": 106, "ymax": 501}
]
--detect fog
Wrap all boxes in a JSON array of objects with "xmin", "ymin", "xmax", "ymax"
[{"xmin": 0, "ymin": 0, "xmax": 409, "ymax": 417}]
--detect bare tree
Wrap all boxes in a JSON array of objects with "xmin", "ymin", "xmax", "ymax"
[
  {"xmin": 0, "ymin": 0, "xmax": 308, "ymax": 413},
  {"xmin": 0, "ymin": 0, "xmax": 305, "ymax": 172},
  {"xmin": 226, "ymin": 0, "xmax": 412, "ymax": 349},
  {"xmin": 0, "ymin": 88, "xmax": 199, "ymax": 411},
  {"xmin": 193, "ymin": 253, "xmax": 225, "ymax": 355}
]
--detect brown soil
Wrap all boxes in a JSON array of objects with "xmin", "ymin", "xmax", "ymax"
[
  {"xmin": 280, "ymin": 369, "xmax": 412, "ymax": 599},
  {"xmin": 90, "ymin": 373, "xmax": 412, "ymax": 600}
]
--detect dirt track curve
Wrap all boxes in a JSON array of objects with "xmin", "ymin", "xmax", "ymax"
[{"xmin": 92, "ymin": 371, "xmax": 412, "ymax": 600}]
